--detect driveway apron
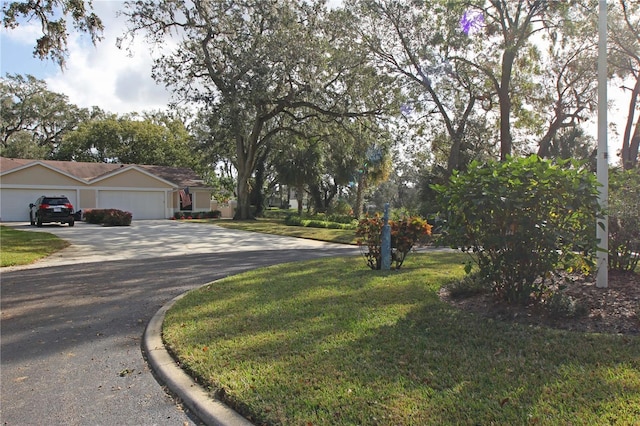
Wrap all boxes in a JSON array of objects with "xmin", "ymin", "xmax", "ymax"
[{"xmin": 0, "ymin": 221, "xmax": 358, "ymax": 425}]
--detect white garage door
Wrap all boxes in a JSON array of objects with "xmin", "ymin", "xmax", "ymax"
[
  {"xmin": 0, "ymin": 189, "xmax": 78, "ymax": 222},
  {"xmin": 97, "ymin": 191, "xmax": 166, "ymax": 220}
]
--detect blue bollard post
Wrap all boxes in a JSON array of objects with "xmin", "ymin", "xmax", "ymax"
[{"xmin": 381, "ymin": 203, "xmax": 391, "ymax": 270}]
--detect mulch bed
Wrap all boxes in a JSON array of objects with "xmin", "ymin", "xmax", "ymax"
[{"xmin": 440, "ymin": 270, "xmax": 640, "ymax": 335}]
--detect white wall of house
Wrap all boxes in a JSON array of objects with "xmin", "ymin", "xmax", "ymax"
[{"xmin": 210, "ymin": 199, "xmax": 237, "ymax": 218}]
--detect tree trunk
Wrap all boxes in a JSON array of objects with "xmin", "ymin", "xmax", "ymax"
[
  {"xmin": 499, "ymin": 49, "xmax": 516, "ymax": 161},
  {"xmin": 251, "ymin": 171, "xmax": 264, "ymax": 218},
  {"xmin": 354, "ymin": 172, "xmax": 367, "ymax": 219},
  {"xmin": 309, "ymin": 185, "xmax": 326, "ymax": 213},
  {"xmin": 286, "ymin": 186, "xmax": 291, "ymax": 209},
  {"xmin": 325, "ymin": 183, "xmax": 338, "ymax": 213},
  {"xmin": 296, "ymin": 184, "xmax": 304, "ymax": 216},
  {"xmin": 537, "ymin": 109, "xmax": 564, "ymax": 158},
  {"xmin": 447, "ymin": 134, "xmax": 462, "ymax": 174},
  {"xmin": 234, "ymin": 172, "xmax": 253, "ymax": 220},
  {"xmin": 310, "ymin": 183, "xmax": 337, "ymax": 213},
  {"xmin": 250, "ymin": 148, "xmax": 269, "ymax": 217},
  {"xmin": 622, "ymin": 78, "xmax": 640, "ymax": 170},
  {"xmin": 234, "ymin": 136, "xmax": 257, "ymax": 220},
  {"xmin": 446, "ymin": 98, "xmax": 475, "ymax": 174},
  {"xmin": 629, "ymin": 124, "xmax": 640, "ymax": 170},
  {"xmin": 233, "ymin": 113, "xmax": 264, "ymax": 220}
]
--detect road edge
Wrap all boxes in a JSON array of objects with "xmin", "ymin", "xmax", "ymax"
[{"xmin": 143, "ymin": 292, "xmax": 254, "ymax": 426}]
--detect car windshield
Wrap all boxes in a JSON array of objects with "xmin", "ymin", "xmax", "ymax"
[{"xmin": 45, "ymin": 198, "xmax": 69, "ymax": 205}]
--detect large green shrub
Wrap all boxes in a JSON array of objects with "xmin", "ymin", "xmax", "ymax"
[
  {"xmin": 609, "ymin": 168, "xmax": 640, "ymax": 272},
  {"xmin": 434, "ymin": 156, "xmax": 601, "ymax": 304}
]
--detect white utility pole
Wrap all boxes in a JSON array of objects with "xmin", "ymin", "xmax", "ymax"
[{"xmin": 596, "ymin": 0, "xmax": 609, "ymax": 288}]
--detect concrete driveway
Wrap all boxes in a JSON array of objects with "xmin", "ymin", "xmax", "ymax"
[
  {"xmin": 2, "ymin": 220, "xmax": 354, "ymax": 269},
  {"xmin": 0, "ymin": 221, "xmax": 358, "ymax": 425}
]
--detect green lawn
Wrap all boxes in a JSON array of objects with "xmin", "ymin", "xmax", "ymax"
[
  {"xmin": 197, "ymin": 218, "xmax": 359, "ymax": 245},
  {"xmin": 0, "ymin": 225, "xmax": 69, "ymax": 267},
  {"xmin": 163, "ymin": 252, "xmax": 640, "ymax": 425}
]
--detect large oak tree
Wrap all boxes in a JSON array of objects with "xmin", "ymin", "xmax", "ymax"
[{"xmin": 121, "ymin": 0, "xmax": 393, "ymax": 219}]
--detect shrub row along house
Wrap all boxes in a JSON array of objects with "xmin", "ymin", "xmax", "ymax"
[{"xmin": 0, "ymin": 157, "xmax": 211, "ymax": 222}]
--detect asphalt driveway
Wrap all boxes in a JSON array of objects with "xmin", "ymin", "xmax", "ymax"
[{"xmin": 0, "ymin": 221, "xmax": 358, "ymax": 425}]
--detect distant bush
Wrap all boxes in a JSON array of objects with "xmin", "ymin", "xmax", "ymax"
[
  {"xmin": 263, "ymin": 209, "xmax": 293, "ymax": 219},
  {"xmin": 284, "ymin": 214, "xmax": 357, "ymax": 230},
  {"xmin": 84, "ymin": 209, "xmax": 132, "ymax": 226},
  {"xmin": 330, "ymin": 199, "xmax": 353, "ymax": 216},
  {"xmin": 174, "ymin": 210, "xmax": 221, "ymax": 220},
  {"xmin": 284, "ymin": 214, "xmax": 302, "ymax": 226},
  {"xmin": 83, "ymin": 209, "xmax": 107, "ymax": 224},
  {"xmin": 326, "ymin": 214, "xmax": 357, "ymax": 224},
  {"xmin": 102, "ymin": 209, "xmax": 132, "ymax": 226},
  {"xmin": 609, "ymin": 168, "xmax": 640, "ymax": 272}
]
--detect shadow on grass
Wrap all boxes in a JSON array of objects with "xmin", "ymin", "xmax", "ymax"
[{"xmin": 163, "ymin": 252, "xmax": 640, "ymax": 424}]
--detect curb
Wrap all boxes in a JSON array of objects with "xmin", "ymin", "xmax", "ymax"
[{"xmin": 143, "ymin": 292, "xmax": 254, "ymax": 426}]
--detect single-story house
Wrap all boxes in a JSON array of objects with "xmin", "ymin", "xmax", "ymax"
[{"xmin": 0, "ymin": 157, "xmax": 212, "ymax": 221}]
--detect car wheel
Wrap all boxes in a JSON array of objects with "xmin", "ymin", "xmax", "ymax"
[
  {"xmin": 36, "ymin": 215, "xmax": 43, "ymax": 227},
  {"xmin": 68, "ymin": 218, "xmax": 75, "ymax": 227}
]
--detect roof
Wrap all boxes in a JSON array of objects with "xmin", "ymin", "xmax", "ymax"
[{"xmin": 0, "ymin": 157, "xmax": 207, "ymax": 188}]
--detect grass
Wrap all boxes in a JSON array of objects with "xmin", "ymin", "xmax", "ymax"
[
  {"xmin": 0, "ymin": 225, "xmax": 70, "ymax": 267},
  {"xmin": 163, "ymin": 252, "xmax": 640, "ymax": 425},
  {"xmin": 198, "ymin": 218, "xmax": 359, "ymax": 245}
]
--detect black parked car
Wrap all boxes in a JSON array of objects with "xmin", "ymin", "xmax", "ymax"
[{"xmin": 29, "ymin": 196, "xmax": 75, "ymax": 227}]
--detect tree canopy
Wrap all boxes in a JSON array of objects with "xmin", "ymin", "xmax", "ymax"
[
  {"xmin": 351, "ymin": 0, "xmax": 600, "ymax": 172},
  {"xmin": 58, "ymin": 112, "xmax": 197, "ymax": 167},
  {"xmin": 2, "ymin": 0, "xmax": 103, "ymax": 67},
  {"xmin": 3, "ymin": 0, "xmax": 639, "ymax": 221},
  {"xmin": 0, "ymin": 74, "xmax": 199, "ymax": 167},
  {"xmin": 121, "ymin": 0, "xmax": 396, "ymax": 219},
  {"xmin": 0, "ymin": 74, "xmax": 93, "ymax": 158}
]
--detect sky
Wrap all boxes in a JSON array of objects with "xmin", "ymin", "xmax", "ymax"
[
  {"xmin": 0, "ymin": 1, "xmax": 173, "ymax": 115},
  {"xmin": 0, "ymin": 1, "xmax": 633, "ymax": 164}
]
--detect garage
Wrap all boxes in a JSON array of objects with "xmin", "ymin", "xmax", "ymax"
[
  {"xmin": 0, "ymin": 189, "xmax": 78, "ymax": 222},
  {"xmin": 97, "ymin": 190, "xmax": 166, "ymax": 220},
  {"xmin": 1, "ymin": 157, "xmax": 209, "ymax": 222}
]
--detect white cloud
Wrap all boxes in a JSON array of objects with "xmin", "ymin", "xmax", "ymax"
[
  {"xmin": 1, "ymin": 19, "xmax": 41, "ymax": 44},
  {"xmin": 43, "ymin": 2, "xmax": 173, "ymax": 114},
  {"xmin": 2, "ymin": 1, "xmax": 173, "ymax": 115}
]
